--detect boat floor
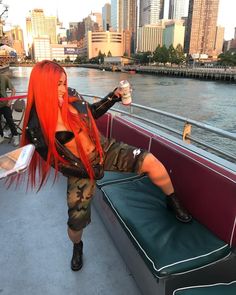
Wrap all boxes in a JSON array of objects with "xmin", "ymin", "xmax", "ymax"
[{"xmin": 0, "ymin": 140, "xmax": 141, "ymax": 295}]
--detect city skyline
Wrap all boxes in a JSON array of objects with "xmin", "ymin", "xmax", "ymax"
[{"xmin": 2, "ymin": 0, "xmax": 236, "ymax": 40}]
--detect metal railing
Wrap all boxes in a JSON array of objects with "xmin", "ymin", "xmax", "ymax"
[
  {"xmin": 6, "ymin": 92, "xmax": 234, "ymax": 164},
  {"xmin": 82, "ymin": 93, "xmax": 236, "ymax": 163}
]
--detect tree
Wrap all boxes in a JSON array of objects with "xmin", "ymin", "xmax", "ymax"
[
  {"xmin": 74, "ymin": 55, "xmax": 87, "ymax": 64},
  {"xmin": 153, "ymin": 45, "xmax": 169, "ymax": 65},
  {"xmin": 98, "ymin": 50, "xmax": 105, "ymax": 63},
  {"xmin": 107, "ymin": 50, "xmax": 112, "ymax": 57},
  {"xmin": 65, "ymin": 56, "xmax": 71, "ymax": 63},
  {"xmin": 218, "ymin": 51, "xmax": 236, "ymax": 66},
  {"xmin": 175, "ymin": 44, "xmax": 185, "ymax": 65},
  {"xmin": 132, "ymin": 51, "xmax": 151, "ymax": 64},
  {"xmin": 168, "ymin": 44, "xmax": 177, "ymax": 65}
]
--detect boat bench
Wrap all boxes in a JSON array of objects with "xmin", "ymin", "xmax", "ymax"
[
  {"xmin": 173, "ymin": 280, "xmax": 236, "ymax": 295},
  {"xmin": 94, "ymin": 114, "xmax": 236, "ymax": 295}
]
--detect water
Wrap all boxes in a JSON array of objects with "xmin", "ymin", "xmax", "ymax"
[
  {"xmin": 10, "ymin": 66, "xmax": 236, "ymax": 160},
  {"xmin": 11, "ymin": 66, "xmax": 236, "ymax": 133}
]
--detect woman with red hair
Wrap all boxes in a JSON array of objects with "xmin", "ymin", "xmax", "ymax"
[{"xmin": 23, "ymin": 60, "xmax": 191, "ymax": 271}]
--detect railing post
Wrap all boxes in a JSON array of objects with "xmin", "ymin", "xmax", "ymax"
[{"xmin": 183, "ymin": 122, "xmax": 192, "ymax": 144}]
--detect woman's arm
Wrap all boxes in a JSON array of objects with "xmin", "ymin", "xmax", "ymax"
[
  {"xmin": 68, "ymin": 87, "xmax": 122, "ymax": 119},
  {"xmin": 88, "ymin": 89, "xmax": 121, "ymax": 119}
]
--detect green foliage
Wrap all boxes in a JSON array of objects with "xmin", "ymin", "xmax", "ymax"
[
  {"xmin": 153, "ymin": 45, "xmax": 169, "ymax": 64},
  {"xmin": 65, "ymin": 56, "xmax": 71, "ymax": 63},
  {"xmin": 218, "ymin": 51, "xmax": 236, "ymax": 66},
  {"xmin": 175, "ymin": 44, "xmax": 186, "ymax": 64},
  {"xmin": 89, "ymin": 51, "xmax": 106, "ymax": 64},
  {"xmin": 131, "ymin": 45, "xmax": 186, "ymax": 65},
  {"xmin": 168, "ymin": 44, "xmax": 178, "ymax": 65},
  {"xmin": 74, "ymin": 55, "xmax": 87, "ymax": 64},
  {"xmin": 132, "ymin": 51, "xmax": 152, "ymax": 64}
]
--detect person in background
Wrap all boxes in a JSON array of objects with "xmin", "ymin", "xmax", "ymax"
[
  {"xmin": 0, "ymin": 74, "xmax": 19, "ymax": 146},
  {"xmin": 20, "ymin": 60, "xmax": 191, "ymax": 272}
]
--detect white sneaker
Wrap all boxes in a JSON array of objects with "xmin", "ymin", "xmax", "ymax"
[
  {"xmin": 3, "ymin": 129, "xmax": 11, "ymax": 138},
  {"xmin": 12, "ymin": 135, "xmax": 20, "ymax": 147}
]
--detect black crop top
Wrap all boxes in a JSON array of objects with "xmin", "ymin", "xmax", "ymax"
[{"xmin": 55, "ymin": 131, "xmax": 74, "ymax": 144}]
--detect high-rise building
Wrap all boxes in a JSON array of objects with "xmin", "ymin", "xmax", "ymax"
[
  {"xmin": 32, "ymin": 36, "xmax": 51, "ymax": 61},
  {"xmin": 137, "ymin": 23, "xmax": 164, "ymax": 52},
  {"xmin": 110, "ymin": 0, "xmax": 137, "ymax": 54},
  {"xmin": 30, "ymin": 9, "xmax": 45, "ymax": 37},
  {"xmin": 111, "ymin": 0, "xmax": 123, "ymax": 31},
  {"xmin": 45, "ymin": 16, "xmax": 57, "ymax": 43},
  {"xmin": 214, "ymin": 26, "xmax": 224, "ymax": 56},
  {"xmin": 68, "ymin": 22, "xmax": 80, "ymax": 42},
  {"xmin": 86, "ymin": 31, "xmax": 124, "ymax": 59},
  {"xmin": 4, "ymin": 26, "xmax": 25, "ymax": 58},
  {"xmin": 92, "ymin": 13, "xmax": 103, "ymax": 31},
  {"xmin": 163, "ymin": 20, "xmax": 185, "ymax": 48},
  {"xmin": 102, "ymin": 3, "xmax": 111, "ymax": 31},
  {"xmin": 123, "ymin": 0, "xmax": 137, "ymax": 54},
  {"xmin": 139, "ymin": 0, "xmax": 165, "ymax": 26},
  {"xmin": 26, "ymin": 9, "xmax": 57, "ymax": 50},
  {"xmin": 169, "ymin": 0, "xmax": 189, "ymax": 19},
  {"xmin": 184, "ymin": 0, "xmax": 220, "ymax": 57}
]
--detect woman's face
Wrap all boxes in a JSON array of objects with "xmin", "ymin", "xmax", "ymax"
[{"xmin": 58, "ymin": 72, "xmax": 66, "ymax": 106}]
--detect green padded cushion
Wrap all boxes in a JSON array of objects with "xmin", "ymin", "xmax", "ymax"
[
  {"xmin": 173, "ymin": 281, "xmax": 236, "ymax": 295},
  {"xmin": 101, "ymin": 176, "xmax": 231, "ymax": 277},
  {"xmin": 96, "ymin": 171, "xmax": 141, "ymax": 188}
]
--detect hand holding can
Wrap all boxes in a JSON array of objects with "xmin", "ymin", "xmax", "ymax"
[{"xmin": 118, "ymin": 80, "xmax": 132, "ymax": 105}]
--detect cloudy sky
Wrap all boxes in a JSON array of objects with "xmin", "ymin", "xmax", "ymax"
[{"xmin": 2, "ymin": 0, "xmax": 236, "ymax": 40}]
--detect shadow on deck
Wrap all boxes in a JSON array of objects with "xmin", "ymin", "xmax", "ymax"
[{"xmin": 0, "ymin": 141, "xmax": 141, "ymax": 295}]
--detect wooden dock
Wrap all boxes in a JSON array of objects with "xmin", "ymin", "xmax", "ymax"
[{"xmin": 125, "ymin": 65, "xmax": 236, "ymax": 82}]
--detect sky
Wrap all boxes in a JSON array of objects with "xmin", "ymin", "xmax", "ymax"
[{"xmin": 2, "ymin": 0, "xmax": 236, "ymax": 40}]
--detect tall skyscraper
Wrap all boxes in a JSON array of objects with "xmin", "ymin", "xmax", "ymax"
[
  {"xmin": 30, "ymin": 9, "xmax": 45, "ymax": 37},
  {"xmin": 184, "ymin": 0, "xmax": 220, "ymax": 57},
  {"xmin": 4, "ymin": 26, "xmax": 25, "ymax": 58},
  {"xmin": 123, "ymin": 0, "xmax": 137, "ymax": 53},
  {"xmin": 137, "ymin": 23, "xmax": 163, "ymax": 52},
  {"xmin": 26, "ymin": 9, "xmax": 57, "ymax": 46},
  {"xmin": 169, "ymin": 0, "xmax": 189, "ymax": 19},
  {"xmin": 111, "ymin": 0, "xmax": 123, "ymax": 31},
  {"xmin": 214, "ymin": 26, "xmax": 224, "ymax": 56},
  {"xmin": 139, "ymin": 0, "xmax": 165, "ymax": 26},
  {"xmin": 102, "ymin": 3, "xmax": 111, "ymax": 31},
  {"xmin": 111, "ymin": 0, "xmax": 137, "ymax": 54}
]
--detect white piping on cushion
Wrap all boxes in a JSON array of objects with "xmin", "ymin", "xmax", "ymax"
[
  {"xmin": 101, "ymin": 188, "xmax": 230, "ymax": 278},
  {"xmin": 173, "ymin": 280, "xmax": 236, "ymax": 294},
  {"xmin": 230, "ymin": 216, "xmax": 236, "ymax": 247}
]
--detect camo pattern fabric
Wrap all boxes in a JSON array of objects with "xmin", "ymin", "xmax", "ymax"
[
  {"xmin": 67, "ymin": 177, "xmax": 96, "ymax": 231},
  {"xmin": 66, "ymin": 137, "xmax": 148, "ymax": 231}
]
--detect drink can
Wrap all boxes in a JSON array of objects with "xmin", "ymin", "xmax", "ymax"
[{"xmin": 118, "ymin": 80, "xmax": 132, "ymax": 105}]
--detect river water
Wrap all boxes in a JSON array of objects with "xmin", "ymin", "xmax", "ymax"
[
  {"xmin": 11, "ymin": 66, "xmax": 235, "ymax": 133},
  {"xmin": 10, "ymin": 66, "xmax": 236, "ymax": 160}
]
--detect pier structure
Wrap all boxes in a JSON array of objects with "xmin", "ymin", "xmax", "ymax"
[{"xmin": 123, "ymin": 65, "xmax": 236, "ymax": 82}]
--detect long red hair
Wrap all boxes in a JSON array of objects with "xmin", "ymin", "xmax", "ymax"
[{"xmin": 21, "ymin": 60, "xmax": 103, "ymax": 189}]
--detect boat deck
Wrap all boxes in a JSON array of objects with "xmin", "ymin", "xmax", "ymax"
[{"xmin": 0, "ymin": 141, "xmax": 141, "ymax": 295}]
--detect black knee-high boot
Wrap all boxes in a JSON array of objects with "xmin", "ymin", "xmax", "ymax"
[
  {"xmin": 71, "ymin": 240, "xmax": 83, "ymax": 271},
  {"xmin": 167, "ymin": 193, "xmax": 192, "ymax": 223}
]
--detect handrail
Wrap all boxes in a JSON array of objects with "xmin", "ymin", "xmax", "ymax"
[
  {"xmin": 81, "ymin": 93, "xmax": 236, "ymax": 141},
  {"xmin": 81, "ymin": 93, "xmax": 236, "ymax": 163},
  {"xmin": 131, "ymin": 103, "xmax": 236, "ymax": 141},
  {"xmin": 5, "ymin": 92, "xmax": 235, "ymax": 162}
]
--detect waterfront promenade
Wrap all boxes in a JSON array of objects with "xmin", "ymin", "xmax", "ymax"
[
  {"xmin": 11, "ymin": 62, "xmax": 236, "ymax": 82},
  {"xmin": 131, "ymin": 65, "xmax": 236, "ymax": 82},
  {"xmin": 95, "ymin": 64, "xmax": 236, "ymax": 82}
]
